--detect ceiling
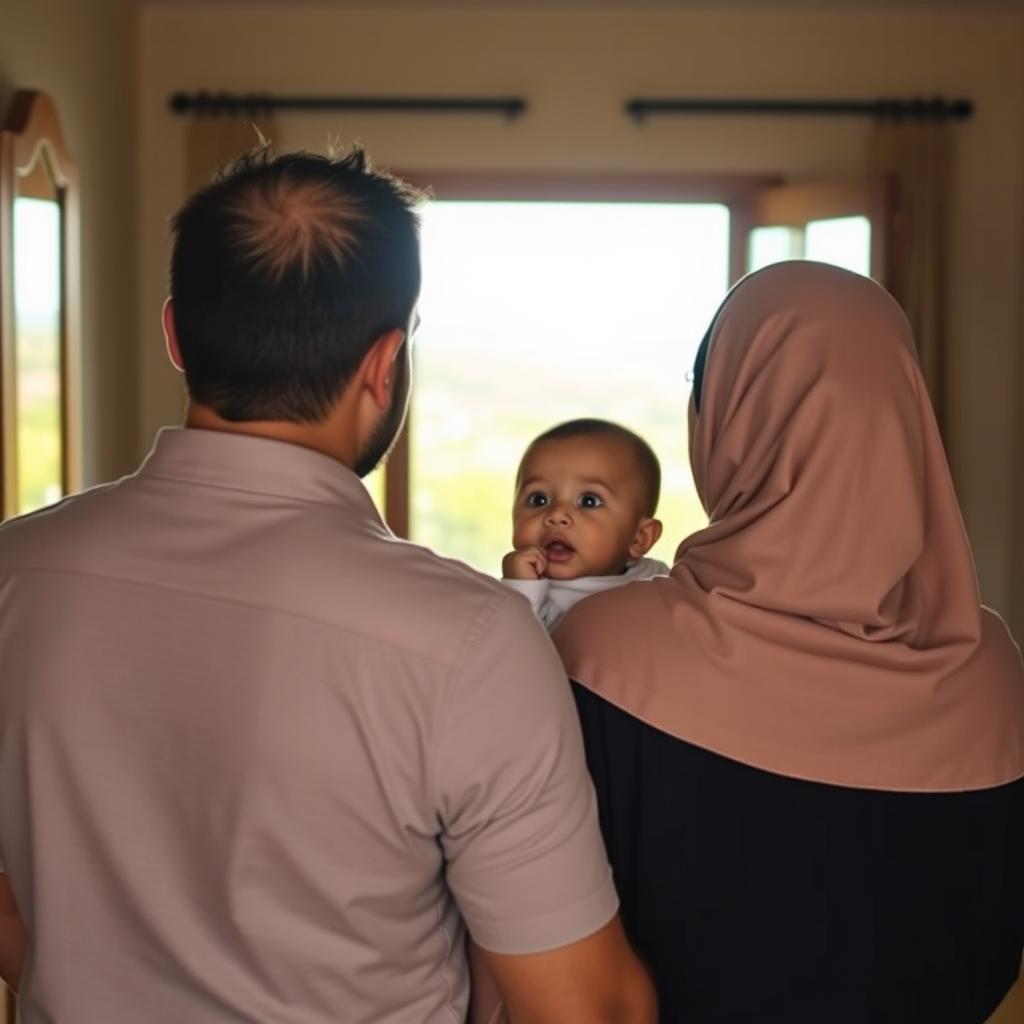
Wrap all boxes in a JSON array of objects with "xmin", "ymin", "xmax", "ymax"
[{"xmin": 142, "ymin": 0, "xmax": 1024, "ymax": 10}]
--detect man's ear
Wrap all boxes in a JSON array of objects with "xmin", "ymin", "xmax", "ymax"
[
  {"xmin": 360, "ymin": 328, "xmax": 406, "ymax": 410},
  {"xmin": 629, "ymin": 517, "xmax": 663, "ymax": 560},
  {"xmin": 162, "ymin": 298, "xmax": 184, "ymax": 372}
]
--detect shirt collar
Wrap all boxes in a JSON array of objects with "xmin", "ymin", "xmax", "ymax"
[{"xmin": 138, "ymin": 427, "xmax": 384, "ymax": 519}]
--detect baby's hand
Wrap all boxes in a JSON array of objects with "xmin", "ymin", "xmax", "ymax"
[{"xmin": 502, "ymin": 546, "xmax": 548, "ymax": 580}]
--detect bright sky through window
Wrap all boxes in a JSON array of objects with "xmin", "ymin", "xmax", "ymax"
[
  {"xmin": 13, "ymin": 197, "xmax": 63, "ymax": 513},
  {"xmin": 14, "ymin": 198, "xmax": 60, "ymax": 318},
  {"xmin": 404, "ymin": 200, "xmax": 730, "ymax": 574}
]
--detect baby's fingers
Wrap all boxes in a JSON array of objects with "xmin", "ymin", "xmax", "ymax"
[{"xmin": 526, "ymin": 548, "xmax": 548, "ymax": 576}]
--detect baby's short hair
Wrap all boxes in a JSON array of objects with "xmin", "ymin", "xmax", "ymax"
[{"xmin": 528, "ymin": 418, "xmax": 661, "ymax": 517}]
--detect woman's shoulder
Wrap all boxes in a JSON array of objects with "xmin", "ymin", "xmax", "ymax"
[
  {"xmin": 554, "ymin": 572, "xmax": 673, "ymax": 639},
  {"xmin": 552, "ymin": 573, "xmax": 681, "ymax": 684}
]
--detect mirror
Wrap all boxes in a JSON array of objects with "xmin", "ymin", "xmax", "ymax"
[{"xmin": 0, "ymin": 89, "xmax": 80, "ymax": 520}]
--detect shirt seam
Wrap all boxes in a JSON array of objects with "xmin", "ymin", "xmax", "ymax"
[
  {"xmin": 470, "ymin": 874, "xmax": 618, "ymax": 955},
  {"xmin": 468, "ymin": 873, "xmax": 614, "ymax": 933},
  {"xmin": 140, "ymin": 470, "xmax": 379, "ymax": 514},
  {"xmin": 0, "ymin": 565, "xmax": 456, "ymax": 671}
]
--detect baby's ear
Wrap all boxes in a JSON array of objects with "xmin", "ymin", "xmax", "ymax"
[{"xmin": 629, "ymin": 517, "xmax": 663, "ymax": 559}]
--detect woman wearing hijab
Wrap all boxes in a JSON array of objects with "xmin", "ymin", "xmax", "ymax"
[{"xmin": 555, "ymin": 261, "xmax": 1024, "ymax": 1023}]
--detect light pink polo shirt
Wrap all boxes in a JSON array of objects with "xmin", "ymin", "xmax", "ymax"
[{"xmin": 0, "ymin": 428, "xmax": 617, "ymax": 1023}]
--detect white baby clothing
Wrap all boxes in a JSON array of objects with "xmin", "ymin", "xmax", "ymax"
[{"xmin": 503, "ymin": 556, "xmax": 670, "ymax": 632}]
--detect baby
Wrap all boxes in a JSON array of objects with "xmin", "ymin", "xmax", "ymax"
[
  {"xmin": 465, "ymin": 419, "xmax": 670, "ymax": 1023},
  {"xmin": 466, "ymin": 420, "xmax": 668, "ymax": 1023},
  {"xmin": 502, "ymin": 418, "xmax": 670, "ymax": 630}
]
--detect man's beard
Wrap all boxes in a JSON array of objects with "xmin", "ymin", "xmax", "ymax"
[{"xmin": 354, "ymin": 347, "xmax": 411, "ymax": 479}]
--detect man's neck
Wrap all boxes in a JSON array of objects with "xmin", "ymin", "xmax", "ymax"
[{"xmin": 184, "ymin": 403, "xmax": 358, "ymax": 468}]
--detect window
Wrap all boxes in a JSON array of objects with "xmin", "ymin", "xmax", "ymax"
[
  {"xmin": 371, "ymin": 175, "xmax": 889, "ymax": 574},
  {"xmin": 13, "ymin": 196, "xmax": 63, "ymax": 513},
  {"xmin": 738, "ymin": 179, "xmax": 889, "ymax": 280},
  {"xmin": 403, "ymin": 199, "xmax": 729, "ymax": 573}
]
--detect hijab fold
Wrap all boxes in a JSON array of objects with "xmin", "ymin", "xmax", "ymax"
[{"xmin": 556, "ymin": 262, "xmax": 1024, "ymax": 792}]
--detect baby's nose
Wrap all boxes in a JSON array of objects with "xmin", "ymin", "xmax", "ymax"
[{"xmin": 544, "ymin": 502, "xmax": 573, "ymax": 525}]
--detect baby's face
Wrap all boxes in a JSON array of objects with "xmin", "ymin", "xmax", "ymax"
[{"xmin": 512, "ymin": 434, "xmax": 650, "ymax": 580}]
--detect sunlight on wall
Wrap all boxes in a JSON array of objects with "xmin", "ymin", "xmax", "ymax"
[{"xmin": 408, "ymin": 200, "xmax": 730, "ymax": 574}]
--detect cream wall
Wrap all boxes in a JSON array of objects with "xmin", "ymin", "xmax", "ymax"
[
  {"xmin": 138, "ymin": 4, "xmax": 1024, "ymax": 631},
  {"xmin": 2, "ymin": 0, "xmax": 139, "ymax": 486}
]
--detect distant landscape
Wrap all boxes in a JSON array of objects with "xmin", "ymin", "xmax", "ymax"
[{"xmin": 408, "ymin": 347, "xmax": 708, "ymax": 574}]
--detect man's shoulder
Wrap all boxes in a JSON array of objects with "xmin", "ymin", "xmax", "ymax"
[
  {"xmin": 235, "ymin": 522, "xmax": 538, "ymax": 686},
  {"xmin": 332, "ymin": 532, "xmax": 529, "ymax": 658},
  {"xmin": 376, "ymin": 533, "xmax": 503, "ymax": 591},
  {"xmin": 0, "ymin": 475, "xmax": 538, "ymax": 673},
  {"xmin": 0, "ymin": 480, "xmax": 124, "ymax": 565}
]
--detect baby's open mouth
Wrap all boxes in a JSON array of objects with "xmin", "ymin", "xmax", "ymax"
[{"xmin": 544, "ymin": 540, "xmax": 576, "ymax": 562}]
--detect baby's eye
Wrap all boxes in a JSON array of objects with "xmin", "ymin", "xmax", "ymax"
[
  {"xmin": 525, "ymin": 492, "xmax": 549, "ymax": 509},
  {"xmin": 578, "ymin": 492, "xmax": 604, "ymax": 509}
]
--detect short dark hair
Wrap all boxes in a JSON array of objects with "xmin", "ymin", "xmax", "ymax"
[
  {"xmin": 169, "ymin": 146, "xmax": 425, "ymax": 422},
  {"xmin": 526, "ymin": 418, "xmax": 662, "ymax": 517}
]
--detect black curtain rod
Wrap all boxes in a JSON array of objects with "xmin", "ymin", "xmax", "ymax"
[
  {"xmin": 626, "ymin": 96, "xmax": 973, "ymax": 121},
  {"xmin": 169, "ymin": 92, "xmax": 527, "ymax": 119}
]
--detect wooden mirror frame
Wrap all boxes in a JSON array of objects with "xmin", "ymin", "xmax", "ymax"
[{"xmin": 0, "ymin": 89, "xmax": 81, "ymax": 520}]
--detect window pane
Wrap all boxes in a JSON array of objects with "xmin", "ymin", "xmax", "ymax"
[
  {"xmin": 13, "ymin": 197, "xmax": 63, "ymax": 514},
  {"xmin": 805, "ymin": 216, "xmax": 871, "ymax": 277},
  {"xmin": 411, "ymin": 201, "xmax": 728, "ymax": 575},
  {"xmin": 748, "ymin": 225, "xmax": 802, "ymax": 273}
]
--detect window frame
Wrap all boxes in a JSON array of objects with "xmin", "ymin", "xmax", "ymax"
[{"xmin": 734, "ymin": 177, "xmax": 893, "ymax": 282}]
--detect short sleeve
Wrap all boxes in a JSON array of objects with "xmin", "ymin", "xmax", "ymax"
[{"xmin": 435, "ymin": 592, "xmax": 618, "ymax": 955}]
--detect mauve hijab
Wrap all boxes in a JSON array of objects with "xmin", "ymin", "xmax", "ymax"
[{"xmin": 556, "ymin": 261, "xmax": 1024, "ymax": 791}]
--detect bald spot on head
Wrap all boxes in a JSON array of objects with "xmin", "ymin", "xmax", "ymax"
[{"xmin": 226, "ymin": 174, "xmax": 367, "ymax": 283}]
